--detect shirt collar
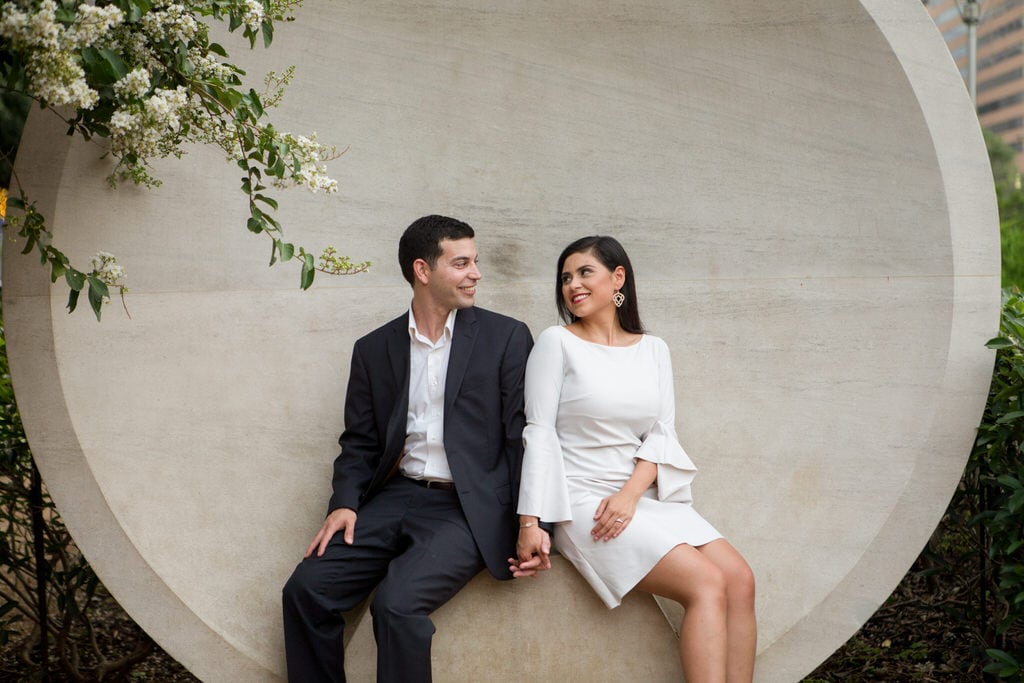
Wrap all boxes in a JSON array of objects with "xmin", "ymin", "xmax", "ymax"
[{"xmin": 407, "ymin": 306, "xmax": 457, "ymax": 345}]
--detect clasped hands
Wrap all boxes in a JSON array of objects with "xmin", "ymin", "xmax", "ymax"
[
  {"xmin": 509, "ymin": 488, "xmax": 638, "ymax": 579},
  {"xmin": 508, "ymin": 519, "xmax": 551, "ymax": 578}
]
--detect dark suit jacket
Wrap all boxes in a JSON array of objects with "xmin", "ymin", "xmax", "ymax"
[{"xmin": 327, "ymin": 306, "xmax": 533, "ymax": 579}]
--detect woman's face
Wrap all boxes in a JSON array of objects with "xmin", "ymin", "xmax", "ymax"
[{"xmin": 560, "ymin": 250, "xmax": 625, "ymax": 319}]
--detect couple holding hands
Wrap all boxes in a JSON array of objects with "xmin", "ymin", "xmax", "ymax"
[{"xmin": 282, "ymin": 215, "xmax": 756, "ymax": 683}]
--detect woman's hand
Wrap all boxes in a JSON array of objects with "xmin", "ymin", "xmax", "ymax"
[
  {"xmin": 591, "ymin": 490, "xmax": 640, "ymax": 542},
  {"xmin": 508, "ymin": 523, "xmax": 551, "ymax": 578}
]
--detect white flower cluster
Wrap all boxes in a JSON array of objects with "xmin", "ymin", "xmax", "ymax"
[
  {"xmin": 189, "ymin": 52, "xmax": 236, "ymax": 81},
  {"xmin": 241, "ymin": 0, "xmax": 265, "ymax": 33},
  {"xmin": 114, "ymin": 68, "xmax": 151, "ymax": 100},
  {"xmin": 0, "ymin": 0, "xmax": 123, "ymax": 110},
  {"xmin": 108, "ymin": 86, "xmax": 191, "ymax": 157},
  {"xmin": 91, "ymin": 251, "xmax": 126, "ymax": 286},
  {"xmin": 140, "ymin": 2, "xmax": 200, "ymax": 44},
  {"xmin": 64, "ymin": 3, "xmax": 125, "ymax": 49},
  {"xmin": 7, "ymin": 0, "xmax": 344, "ymax": 269},
  {"xmin": 275, "ymin": 133, "xmax": 339, "ymax": 194}
]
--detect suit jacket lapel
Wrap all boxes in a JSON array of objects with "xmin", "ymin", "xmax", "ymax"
[
  {"xmin": 383, "ymin": 314, "xmax": 410, "ymax": 470},
  {"xmin": 445, "ymin": 307, "xmax": 478, "ymax": 415}
]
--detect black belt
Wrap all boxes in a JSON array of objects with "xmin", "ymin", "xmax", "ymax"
[{"xmin": 404, "ymin": 477, "xmax": 455, "ymax": 492}]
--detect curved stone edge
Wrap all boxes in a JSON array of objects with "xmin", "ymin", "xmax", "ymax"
[
  {"xmin": 2, "ymin": 109, "xmax": 278, "ymax": 682},
  {"xmin": 752, "ymin": 1, "xmax": 1001, "ymax": 678}
]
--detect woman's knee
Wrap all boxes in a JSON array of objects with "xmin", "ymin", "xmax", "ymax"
[
  {"xmin": 698, "ymin": 562, "xmax": 729, "ymax": 605},
  {"xmin": 673, "ymin": 558, "xmax": 728, "ymax": 609},
  {"xmin": 726, "ymin": 559, "xmax": 756, "ymax": 608}
]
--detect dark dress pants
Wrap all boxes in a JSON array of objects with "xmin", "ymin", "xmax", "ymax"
[{"xmin": 282, "ymin": 477, "xmax": 486, "ymax": 683}]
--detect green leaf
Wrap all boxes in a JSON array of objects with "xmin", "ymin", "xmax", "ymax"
[
  {"xmin": 995, "ymin": 410, "xmax": 1024, "ymax": 424},
  {"xmin": 19, "ymin": 232, "xmax": 36, "ymax": 255},
  {"xmin": 209, "ymin": 42, "xmax": 228, "ymax": 57},
  {"xmin": 247, "ymin": 88, "xmax": 264, "ymax": 118},
  {"xmin": 54, "ymin": 4, "xmax": 76, "ymax": 23},
  {"xmin": 87, "ymin": 276, "xmax": 109, "ymax": 321},
  {"xmin": 270, "ymin": 156, "xmax": 286, "ymax": 178},
  {"xmin": 300, "ymin": 253, "xmax": 315, "ymax": 290},
  {"xmin": 66, "ymin": 288, "xmax": 81, "ymax": 314},
  {"xmin": 1009, "ymin": 488, "xmax": 1024, "ymax": 513},
  {"xmin": 278, "ymin": 241, "xmax": 294, "ymax": 261},
  {"xmin": 262, "ymin": 19, "xmax": 274, "ymax": 48},
  {"xmin": 987, "ymin": 648, "xmax": 1017, "ymax": 666},
  {"xmin": 48, "ymin": 260, "xmax": 66, "ymax": 283},
  {"xmin": 65, "ymin": 269, "xmax": 86, "ymax": 291},
  {"xmin": 996, "ymin": 474, "xmax": 1024, "ymax": 490},
  {"xmin": 988, "ymin": 337, "xmax": 1016, "ymax": 349},
  {"xmin": 247, "ymin": 215, "xmax": 265, "ymax": 234},
  {"xmin": 212, "ymin": 85, "xmax": 242, "ymax": 112},
  {"xmin": 81, "ymin": 47, "xmax": 128, "ymax": 85},
  {"xmin": 254, "ymin": 194, "xmax": 277, "ymax": 210}
]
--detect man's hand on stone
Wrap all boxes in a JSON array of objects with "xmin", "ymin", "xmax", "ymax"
[{"xmin": 305, "ymin": 507, "xmax": 357, "ymax": 558}]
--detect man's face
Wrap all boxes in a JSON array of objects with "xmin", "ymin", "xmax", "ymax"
[{"xmin": 423, "ymin": 237, "xmax": 481, "ymax": 310}]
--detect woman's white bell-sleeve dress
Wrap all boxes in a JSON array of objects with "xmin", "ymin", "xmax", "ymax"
[{"xmin": 517, "ymin": 325, "xmax": 722, "ymax": 608}]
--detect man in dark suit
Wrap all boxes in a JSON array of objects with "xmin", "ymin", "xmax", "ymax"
[{"xmin": 282, "ymin": 215, "xmax": 546, "ymax": 683}]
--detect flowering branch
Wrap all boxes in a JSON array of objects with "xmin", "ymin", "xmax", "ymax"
[{"xmin": 0, "ymin": 0, "xmax": 369, "ymax": 320}]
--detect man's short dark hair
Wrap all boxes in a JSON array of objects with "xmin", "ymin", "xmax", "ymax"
[{"xmin": 398, "ymin": 215, "xmax": 475, "ymax": 285}]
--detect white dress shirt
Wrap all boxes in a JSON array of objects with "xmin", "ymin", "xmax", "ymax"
[{"xmin": 398, "ymin": 307, "xmax": 457, "ymax": 482}]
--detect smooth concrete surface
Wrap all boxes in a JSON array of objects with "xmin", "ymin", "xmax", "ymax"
[
  {"xmin": 341, "ymin": 557, "xmax": 684, "ymax": 682},
  {"xmin": 2, "ymin": 0, "xmax": 998, "ymax": 680}
]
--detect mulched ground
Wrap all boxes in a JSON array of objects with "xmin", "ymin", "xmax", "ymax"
[
  {"xmin": 805, "ymin": 557, "xmax": 992, "ymax": 682},
  {"xmin": 0, "ymin": 587, "xmax": 198, "ymax": 682}
]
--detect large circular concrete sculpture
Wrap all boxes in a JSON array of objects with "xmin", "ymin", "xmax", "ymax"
[{"xmin": 3, "ymin": 0, "xmax": 999, "ymax": 680}]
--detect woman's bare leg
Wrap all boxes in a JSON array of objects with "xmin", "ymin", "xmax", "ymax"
[
  {"xmin": 636, "ymin": 544, "xmax": 728, "ymax": 683},
  {"xmin": 698, "ymin": 540, "xmax": 757, "ymax": 683}
]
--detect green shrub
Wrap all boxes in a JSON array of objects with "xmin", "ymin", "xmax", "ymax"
[
  {"xmin": 1001, "ymin": 221, "xmax": 1024, "ymax": 290},
  {"xmin": 971, "ymin": 288, "xmax": 1024, "ymax": 680}
]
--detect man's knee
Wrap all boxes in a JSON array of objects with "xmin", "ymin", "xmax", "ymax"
[
  {"xmin": 283, "ymin": 559, "xmax": 342, "ymax": 613},
  {"xmin": 369, "ymin": 580, "xmax": 438, "ymax": 624},
  {"xmin": 369, "ymin": 585, "xmax": 408, "ymax": 620},
  {"xmin": 282, "ymin": 562, "xmax": 314, "ymax": 610}
]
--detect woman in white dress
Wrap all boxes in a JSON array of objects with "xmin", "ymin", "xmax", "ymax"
[{"xmin": 509, "ymin": 236, "xmax": 756, "ymax": 682}]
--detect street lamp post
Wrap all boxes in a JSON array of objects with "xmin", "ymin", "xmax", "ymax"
[{"xmin": 961, "ymin": 0, "xmax": 981, "ymax": 104}]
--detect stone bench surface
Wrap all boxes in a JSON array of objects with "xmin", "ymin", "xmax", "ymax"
[{"xmin": 343, "ymin": 557, "xmax": 684, "ymax": 681}]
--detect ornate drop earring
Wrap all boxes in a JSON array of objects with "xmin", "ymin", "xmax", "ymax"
[{"xmin": 612, "ymin": 290, "xmax": 625, "ymax": 308}]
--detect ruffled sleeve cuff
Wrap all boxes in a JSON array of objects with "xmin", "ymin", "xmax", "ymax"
[
  {"xmin": 518, "ymin": 423, "xmax": 573, "ymax": 523},
  {"xmin": 635, "ymin": 421, "xmax": 698, "ymax": 504}
]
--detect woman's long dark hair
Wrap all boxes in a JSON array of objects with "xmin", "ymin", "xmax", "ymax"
[{"xmin": 555, "ymin": 236, "xmax": 644, "ymax": 334}]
